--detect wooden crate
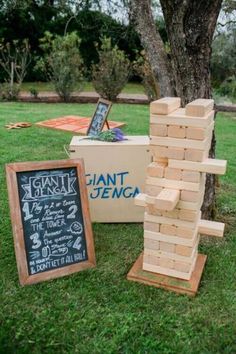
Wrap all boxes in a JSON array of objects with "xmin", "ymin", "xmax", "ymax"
[{"xmin": 69, "ymin": 136, "xmax": 151, "ymax": 222}]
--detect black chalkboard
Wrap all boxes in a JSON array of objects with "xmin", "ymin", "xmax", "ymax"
[
  {"xmin": 6, "ymin": 159, "xmax": 95, "ymax": 285},
  {"xmin": 87, "ymin": 98, "xmax": 112, "ymax": 136}
]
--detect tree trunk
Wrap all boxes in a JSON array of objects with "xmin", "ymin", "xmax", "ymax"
[
  {"xmin": 130, "ymin": 0, "xmax": 175, "ymax": 96},
  {"xmin": 159, "ymin": 0, "xmax": 222, "ymax": 219},
  {"xmin": 131, "ymin": 0, "xmax": 222, "ymax": 219}
]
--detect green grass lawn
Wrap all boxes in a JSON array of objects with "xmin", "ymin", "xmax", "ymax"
[
  {"xmin": 0, "ymin": 103, "xmax": 235, "ymax": 353},
  {"xmin": 20, "ymin": 82, "xmax": 236, "ymax": 103},
  {"xmin": 21, "ymin": 82, "xmax": 145, "ymax": 94}
]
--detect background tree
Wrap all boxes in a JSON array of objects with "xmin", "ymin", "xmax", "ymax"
[
  {"xmin": 0, "ymin": 39, "xmax": 31, "ymax": 99},
  {"xmin": 37, "ymin": 32, "xmax": 84, "ymax": 102},
  {"xmin": 92, "ymin": 37, "xmax": 130, "ymax": 101},
  {"xmin": 130, "ymin": 0, "xmax": 223, "ymax": 219},
  {"xmin": 133, "ymin": 50, "xmax": 160, "ymax": 101}
]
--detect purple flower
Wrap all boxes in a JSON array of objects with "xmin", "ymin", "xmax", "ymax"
[{"xmin": 112, "ymin": 128, "xmax": 126, "ymax": 141}]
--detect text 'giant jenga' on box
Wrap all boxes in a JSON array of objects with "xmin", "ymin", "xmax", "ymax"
[{"xmin": 128, "ymin": 97, "xmax": 227, "ymax": 296}]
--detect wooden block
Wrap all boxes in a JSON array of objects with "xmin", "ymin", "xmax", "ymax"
[
  {"xmin": 127, "ymin": 253, "xmax": 207, "ymax": 296},
  {"xmin": 147, "ymin": 161, "xmax": 167, "ymax": 178},
  {"xmin": 176, "ymin": 226, "xmax": 195, "ymax": 239},
  {"xmin": 162, "ymin": 209, "xmax": 179, "ymax": 219},
  {"xmin": 168, "ymin": 125, "xmax": 186, "ymax": 138},
  {"xmin": 159, "ymin": 257, "xmax": 174, "ymax": 269},
  {"xmin": 182, "ymin": 170, "xmax": 200, "ymax": 183},
  {"xmin": 144, "ymin": 238, "xmax": 160, "ymax": 250},
  {"xmin": 144, "ymin": 229, "xmax": 198, "ymax": 247},
  {"xmin": 167, "ymin": 147, "xmax": 185, "ymax": 160},
  {"xmin": 145, "ymin": 194, "xmax": 158, "ymax": 204},
  {"xmin": 178, "ymin": 209, "xmax": 199, "ymax": 222},
  {"xmin": 150, "ymin": 97, "xmax": 181, "ymax": 115},
  {"xmin": 150, "ymin": 109, "xmax": 214, "ymax": 128},
  {"xmin": 154, "ymin": 157, "xmax": 168, "ymax": 164},
  {"xmin": 144, "ymin": 221, "xmax": 160, "ymax": 233},
  {"xmin": 177, "ymin": 200, "xmax": 201, "ymax": 211},
  {"xmin": 146, "ymin": 176, "xmax": 200, "ymax": 192},
  {"xmin": 180, "ymin": 190, "xmax": 200, "ymax": 203},
  {"xmin": 145, "ymin": 212, "xmax": 197, "ymax": 229},
  {"xmin": 146, "ymin": 205, "xmax": 162, "ymax": 216},
  {"xmin": 155, "ymin": 188, "xmax": 180, "ymax": 211},
  {"xmin": 145, "ymin": 184, "xmax": 163, "ymax": 196},
  {"xmin": 150, "ymin": 136, "xmax": 209, "ymax": 150},
  {"xmin": 150, "ymin": 124, "xmax": 168, "ymax": 137},
  {"xmin": 186, "ymin": 122, "xmax": 214, "ymax": 151},
  {"xmin": 160, "ymin": 241, "xmax": 175, "ymax": 253},
  {"xmin": 160, "ymin": 224, "xmax": 177, "ymax": 236},
  {"xmin": 174, "ymin": 260, "xmax": 191, "ymax": 273},
  {"xmin": 198, "ymin": 219, "xmax": 225, "ymax": 237},
  {"xmin": 140, "ymin": 194, "xmax": 201, "ymax": 211},
  {"xmin": 143, "ymin": 253, "xmax": 161, "ymax": 266},
  {"xmin": 164, "ymin": 167, "xmax": 182, "ymax": 180},
  {"xmin": 169, "ymin": 158, "xmax": 227, "ymax": 175},
  {"xmin": 142, "ymin": 262, "xmax": 191, "ymax": 280},
  {"xmin": 144, "ymin": 247, "xmax": 196, "ymax": 263},
  {"xmin": 185, "ymin": 149, "xmax": 208, "ymax": 162},
  {"xmin": 134, "ymin": 193, "xmax": 146, "ymax": 207},
  {"xmin": 199, "ymin": 173, "xmax": 206, "ymax": 188},
  {"xmin": 144, "ymin": 194, "xmax": 154, "ymax": 205},
  {"xmin": 185, "ymin": 99, "xmax": 214, "ymax": 117},
  {"xmin": 176, "ymin": 244, "xmax": 193, "ymax": 257},
  {"xmin": 150, "ymin": 145, "xmax": 168, "ymax": 159},
  {"xmin": 186, "ymin": 127, "xmax": 207, "ymax": 140}
]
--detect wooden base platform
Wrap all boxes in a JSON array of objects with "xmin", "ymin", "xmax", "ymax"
[{"xmin": 127, "ymin": 253, "xmax": 207, "ymax": 296}]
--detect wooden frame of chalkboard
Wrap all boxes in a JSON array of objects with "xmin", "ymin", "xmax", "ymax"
[
  {"xmin": 6, "ymin": 159, "xmax": 96, "ymax": 286},
  {"xmin": 87, "ymin": 98, "xmax": 112, "ymax": 136}
]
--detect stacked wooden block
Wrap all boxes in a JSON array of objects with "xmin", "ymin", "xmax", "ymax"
[{"xmin": 136, "ymin": 97, "xmax": 227, "ymax": 281}]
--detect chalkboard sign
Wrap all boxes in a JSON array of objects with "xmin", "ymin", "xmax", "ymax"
[
  {"xmin": 6, "ymin": 159, "xmax": 96, "ymax": 285},
  {"xmin": 87, "ymin": 98, "xmax": 112, "ymax": 136}
]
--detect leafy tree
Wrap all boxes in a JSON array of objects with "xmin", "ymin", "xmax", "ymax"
[
  {"xmin": 0, "ymin": 39, "xmax": 31, "ymax": 99},
  {"xmin": 37, "ymin": 32, "xmax": 84, "ymax": 102},
  {"xmin": 92, "ymin": 37, "xmax": 130, "ymax": 101},
  {"xmin": 211, "ymin": 29, "xmax": 236, "ymax": 86}
]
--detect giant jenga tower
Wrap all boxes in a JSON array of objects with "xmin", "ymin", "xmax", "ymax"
[{"xmin": 128, "ymin": 97, "xmax": 227, "ymax": 296}]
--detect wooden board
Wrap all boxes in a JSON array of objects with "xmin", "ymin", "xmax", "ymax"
[
  {"xmin": 150, "ymin": 109, "xmax": 214, "ymax": 128},
  {"xmin": 150, "ymin": 97, "xmax": 181, "ymax": 115},
  {"xmin": 6, "ymin": 159, "xmax": 96, "ymax": 286},
  {"xmin": 127, "ymin": 253, "xmax": 207, "ymax": 296},
  {"xmin": 155, "ymin": 188, "xmax": 180, "ymax": 211},
  {"xmin": 198, "ymin": 219, "xmax": 225, "ymax": 237},
  {"xmin": 134, "ymin": 192, "xmax": 201, "ymax": 211},
  {"xmin": 150, "ymin": 135, "xmax": 209, "ymax": 150},
  {"xmin": 146, "ymin": 176, "xmax": 201, "ymax": 192},
  {"xmin": 36, "ymin": 115, "xmax": 125, "ymax": 135},
  {"xmin": 144, "ymin": 229, "xmax": 198, "ymax": 247},
  {"xmin": 185, "ymin": 99, "xmax": 214, "ymax": 117},
  {"xmin": 144, "ymin": 212, "xmax": 197, "ymax": 229},
  {"xmin": 169, "ymin": 158, "xmax": 227, "ymax": 175}
]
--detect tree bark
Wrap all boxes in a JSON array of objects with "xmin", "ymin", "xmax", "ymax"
[
  {"xmin": 160, "ymin": 0, "xmax": 222, "ymax": 105},
  {"xmin": 160, "ymin": 0, "xmax": 222, "ymax": 219},
  {"xmin": 131, "ymin": 0, "xmax": 223, "ymax": 219},
  {"xmin": 130, "ymin": 0, "xmax": 175, "ymax": 96}
]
